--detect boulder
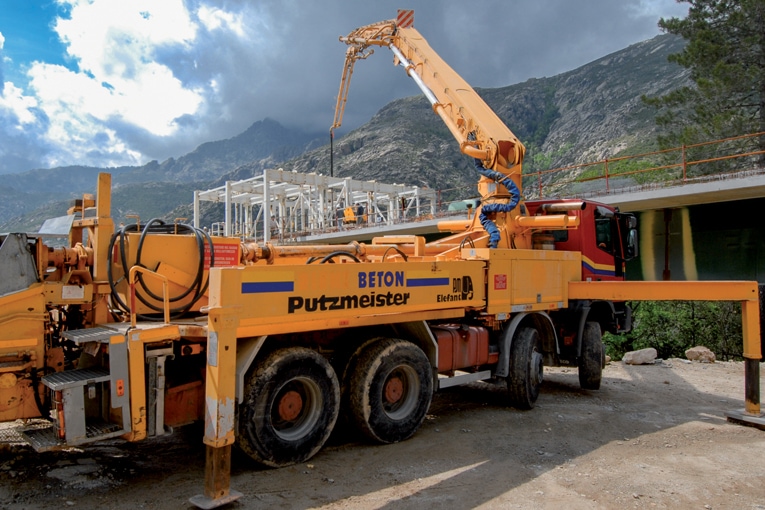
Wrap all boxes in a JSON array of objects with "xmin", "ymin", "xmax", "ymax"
[
  {"xmin": 685, "ymin": 346, "xmax": 715, "ymax": 363},
  {"xmin": 622, "ymin": 347, "xmax": 658, "ymax": 365}
]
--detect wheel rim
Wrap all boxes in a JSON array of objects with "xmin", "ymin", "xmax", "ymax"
[
  {"xmin": 271, "ymin": 376, "xmax": 323, "ymax": 441},
  {"xmin": 531, "ymin": 349, "xmax": 544, "ymax": 385},
  {"xmin": 382, "ymin": 365, "xmax": 419, "ymax": 420}
]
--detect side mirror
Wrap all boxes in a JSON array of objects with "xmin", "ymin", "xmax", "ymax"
[{"xmin": 625, "ymin": 228, "xmax": 639, "ymax": 260}]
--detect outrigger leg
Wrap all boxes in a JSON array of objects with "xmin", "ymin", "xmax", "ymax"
[
  {"xmin": 725, "ymin": 299, "xmax": 765, "ymax": 429},
  {"xmin": 190, "ymin": 307, "xmax": 243, "ymax": 508}
]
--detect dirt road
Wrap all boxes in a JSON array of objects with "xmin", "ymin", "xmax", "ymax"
[{"xmin": 1, "ymin": 359, "xmax": 764, "ymax": 509}]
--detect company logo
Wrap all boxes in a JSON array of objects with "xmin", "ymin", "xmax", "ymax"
[
  {"xmin": 358, "ymin": 270, "xmax": 405, "ymax": 288},
  {"xmin": 437, "ymin": 276, "xmax": 474, "ymax": 303},
  {"xmin": 288, "ymin": 291, "xmax": 411, "ymax": 313}
]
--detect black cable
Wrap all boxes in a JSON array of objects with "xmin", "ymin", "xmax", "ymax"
[{"xmin": 107, "ymin": 219, "xmax": 214, "ymax": 321}]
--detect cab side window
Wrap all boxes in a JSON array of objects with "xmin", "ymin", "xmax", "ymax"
[{"xmin": 595, "ymin": 218, "xmax": 613, "ymax": 252}]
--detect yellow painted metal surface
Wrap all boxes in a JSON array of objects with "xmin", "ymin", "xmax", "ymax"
[
  {"xmin": 0, "ymin": 379, "xmax": 40, "ymax": 421},
  {"xmin": 42, "ymin": 281, "xmax": 94, "ymax": 304},
  {"xmin": 208, "ymin": 260, "xmax": 486, "ymax": 334},
  {"xmin": 391, "ymin": 26, "xmax": 524, "ymax": 174},
  {"xmin": 112, "ymin": 233, "xmax": 241, "ymax": 314},
  {"xmin": 741, "ymin": 300, "xmax": 763, "ymax": 361},
  {"xmin": 123, "ymin": 324, "xmax": 181, "ymax": 441},
  {"xmin": 483, "ymin": 248, "xmax": 581, "ymax": 315},
  {"xmin": 0, "ymin": 287, "xmax": 46, "ymax": 357},
  {"xmin": 204, "ymin": 307, "xmax": 239, "ymax": 448},
  {"xmin": 0, "ymin": 285, "xmax": 47, "ymax": 421},
  {"xmin": 569, "ymin": 280, "xmax": 759, "ymax": 302},
  {"xmin": 569, "ymin": 280, "xmax": 762, "ymax": 362}
]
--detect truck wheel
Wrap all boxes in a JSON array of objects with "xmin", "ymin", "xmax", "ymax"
[
  {"xmin": 507, "ymin": 327, "xmax": 543, "ymax": 410},
  {"xmin": 237, "ymin": 347, "xmax": 340, "ymax": 467},
  {"xmin": 578, "ymin": 321, "xmax": 603, "ymax": 390},
  {"xmin": 347, "ymin": 338, "xmax": 433, "ymax": 444}
]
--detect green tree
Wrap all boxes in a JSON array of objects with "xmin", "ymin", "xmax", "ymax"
[{"xmin": 644, "ymin": 0, "xmax": 765, "ymax": 166}]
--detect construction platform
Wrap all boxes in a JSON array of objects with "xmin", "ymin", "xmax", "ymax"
[{"xmin": 193, "ymin": 168, "xmax": 469, "ymax": 244}]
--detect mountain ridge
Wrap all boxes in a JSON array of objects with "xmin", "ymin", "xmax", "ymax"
[{"xmin": 0, "ymin": 34, "xmax": 688, "ymax": 231}]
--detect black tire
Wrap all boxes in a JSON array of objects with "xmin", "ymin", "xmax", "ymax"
[
  {"xmin": 237, "ymin": 347, "xmax": 340, "ymax": 467},
  {"xmin": 578, "ymin": 321, "xmax": 604, "ymax": 390},
  {"xmin": 507, "ymin": 327, "xmax": 544, "ymax": 410},
  {"xmin": 339, "ymin": 338, "xmax": 378, "ymax": 428},
  {"xmin": 347, "ymin": 338, "xmax": 433, "ymax": 444}
]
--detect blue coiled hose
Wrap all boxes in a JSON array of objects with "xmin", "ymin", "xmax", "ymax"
[{"xmin": 474, "ymin": 159, "xmax": 520, "ymax": 248}]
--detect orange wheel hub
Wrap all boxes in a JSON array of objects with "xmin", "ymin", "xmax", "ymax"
[
  {"xmin": 278, "ymin": 390, "xmax": 303, "ymax": 421},
  {"xmin": 384, "ymin": 377, "xmax": 403, "ymax": 404}
]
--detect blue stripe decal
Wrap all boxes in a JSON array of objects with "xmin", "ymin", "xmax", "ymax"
[
  {"xmin": 242, "ymin": 281, "xmax": 294, "ymax": 293},
  {"xmin": 406, "ymin": 277, "xmax": 450, "ymax": 287},
  {"xmin": 582, "ymin": 261, "xmax": 615, "ymax": 277}
]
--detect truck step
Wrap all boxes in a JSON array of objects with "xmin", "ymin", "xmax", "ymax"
[
  {"xmin": 20, "ymin": 420, "xmax": 124, "ymax": 452},
  {"xmin": 42, "ymin": 367, "xmax": 110, "ymax": 391},
  {"xmin": 437, "ymin": 369, "xmax": 492, "ymax": 389},
  {"xmin": 61, "ymin": 326, "xmax": 119, "ymax": 344}
]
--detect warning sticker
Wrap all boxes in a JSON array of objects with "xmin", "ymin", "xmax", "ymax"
[
  {"xmin": 62, "ymin": 285, "xmax": 85, "ymax": 300},
  {"xmin": 204, "ymin": 243, "xmax": 240, "ymax": 269}
]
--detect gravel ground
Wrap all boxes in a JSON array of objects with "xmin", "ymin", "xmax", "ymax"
[{"xmin": 1, "ymin": 359, "xmax": 764, "ymax": 510}]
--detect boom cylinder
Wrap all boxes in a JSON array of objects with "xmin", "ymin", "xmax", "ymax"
[
  {"xmin": 515, "ymin": 215, "xmax": 577, "ymax": 229},
  {"xmin": 538, "ymin": 201, "xmax": 586, "ymax": 213}
]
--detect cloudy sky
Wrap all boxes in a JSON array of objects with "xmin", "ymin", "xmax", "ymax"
[{"xmin": 0, "ymin": 0, "xmax": 688, "ymax": 175}]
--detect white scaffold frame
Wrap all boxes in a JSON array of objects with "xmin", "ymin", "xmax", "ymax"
[{"xmin": 193, "ymin": 168, "xmax": 438, "ymax": 242}]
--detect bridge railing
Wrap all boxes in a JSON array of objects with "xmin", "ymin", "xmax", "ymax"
[{"xmin": 523, "ymin": 131, "xmax": 765, "ymax": 199}]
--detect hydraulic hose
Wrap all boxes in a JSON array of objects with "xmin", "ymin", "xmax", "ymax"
[
  {"xmin": 107, "ymin": 219, "xmax": 214, "ymax": 321},
  {"xmin": 473, "ymin": 158, "xmax": 520, "ymax": 248}
]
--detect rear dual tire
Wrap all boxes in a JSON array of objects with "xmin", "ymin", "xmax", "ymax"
[
  {"xmin": 346, "ymin": 338, "xmax": 433, "ymax": 444},
  {"xmin": 237, "ymin": 347, "xmax": 340, "ymax": 467}
]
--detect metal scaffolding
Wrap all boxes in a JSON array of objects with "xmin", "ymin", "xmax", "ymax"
[{"xmin": 193, "ymin": 168, "xmax": 438, "ymax": 242}]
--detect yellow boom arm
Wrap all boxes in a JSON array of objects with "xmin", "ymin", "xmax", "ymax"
[{"xmin": 333, "ymin": 11, "xmax": 526, "ymax": 200}]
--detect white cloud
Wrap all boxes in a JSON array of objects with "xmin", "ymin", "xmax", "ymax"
[
  {"xmin": 45, "ymin": 0, "xmax": 203, "ymax": 136},
  {"xmin": 0, "ymin": 0, "xmax": 690, "ymax": 174},
  {"xmin": 198, "ymin": 5, "xmax": 246, "ymax": 37},
  {"xmin": 1, "ymin": 0, "xmax": 228, "ymax": 169},
  {"xmin": 0, "ymin": 82, "xmax": 38, "ymax": 125},
  {"xmin": 632, "ymin": 0, "xmax": 689, "ymax": 18}
]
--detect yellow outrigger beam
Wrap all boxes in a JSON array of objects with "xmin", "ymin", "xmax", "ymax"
[{"xmin": 570, "ymin": 280, "xmax": 763, "ymax": 425}]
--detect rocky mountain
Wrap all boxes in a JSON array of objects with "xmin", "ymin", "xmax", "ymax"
[
  {"xmin": 0, "ymin": 34, "xmax": 688, "ymax": 231},
  {"xmin": 114, "ymin": 118, "xmax": 326, "ymax": 184},
  {"xmin": 0, "ymin": 118, "xmax": 325, "ymax": 230},
  {"xmin": 285, "ymin": 34, "xmax": 688, "ymax": 198}
]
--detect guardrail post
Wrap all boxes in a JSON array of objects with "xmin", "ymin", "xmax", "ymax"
[
  {"xmin": 682, "ymin": 144, "xmax": 687, "ymax": 182},
  {"xmin": 538, "ymin": 172, "xmax": 543, "ymax": 198},
  {"xmin": 604, "ymin": 159, "xmax": 609, "ymax": 192}
]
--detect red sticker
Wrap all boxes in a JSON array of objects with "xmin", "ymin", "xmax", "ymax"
[{"xmin": 204, "ymin": 243, "xmax": 240, "ymax": 269}]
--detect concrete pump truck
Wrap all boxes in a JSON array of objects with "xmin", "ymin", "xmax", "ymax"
[{"xmin": 0, "ymin": 10, "xmax": 760, "ymax": 509}]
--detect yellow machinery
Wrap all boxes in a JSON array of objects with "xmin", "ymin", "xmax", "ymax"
[{"xmin": 0, "ymin": 11, "xmax": 761, "ymax": 509}]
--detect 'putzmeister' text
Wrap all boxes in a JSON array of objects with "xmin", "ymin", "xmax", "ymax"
[{"xmin": 288, "ymin": 291, "xmax": 411, "ymax": 313}]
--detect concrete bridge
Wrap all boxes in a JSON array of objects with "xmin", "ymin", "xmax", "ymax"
[{"xmin": 590, "ymin": 167, "xmax": 765, "ymax": 283}]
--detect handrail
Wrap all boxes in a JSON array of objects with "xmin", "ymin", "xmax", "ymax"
[
  {"xmin": 129, "ymin": 266, "xmax": 170, "ymax": 326},
  {"xmin": 214, "ymin": 132, "xmax": 765, "ymax": 244},
  {"xmin": 523, "ymin": 131, "xmax": 765, "ymax": 198}
]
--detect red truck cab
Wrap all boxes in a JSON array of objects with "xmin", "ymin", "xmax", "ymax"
[{"xmin": 525, "ymin": 199, "xmax": 638, "ymax": 281}]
